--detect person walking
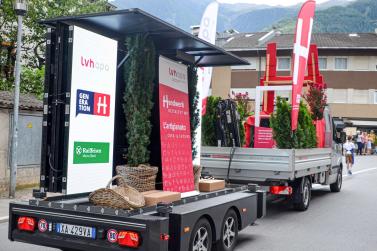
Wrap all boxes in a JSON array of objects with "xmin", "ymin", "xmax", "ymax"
[
  {"xmin": 343, "ymin": 135, "xmax": 355, "ymax": 175},
  {"xmin": 362, "ymin": 131, "xmax": 368, "ymax": 155},
  {"xmin": 356, "ymin": 131, "xmax": 363, "ymax": 155}
]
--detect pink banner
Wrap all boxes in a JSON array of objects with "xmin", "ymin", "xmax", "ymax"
[
  {"xmin": 254, "ymin": 127, "xmax": 275, "ymax": 149},
  {"xmin": 159, "ymin": 56, "xmax": 194, "ymax": 193}
]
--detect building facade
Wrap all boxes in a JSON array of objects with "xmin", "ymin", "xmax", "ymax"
[
  {"xmin": 0, "ymin": 91, "xmax": 42, "ymax": 195},
  {"xmin": 212, "ymin": 31, "xmax": 377, "ymax": 129}
]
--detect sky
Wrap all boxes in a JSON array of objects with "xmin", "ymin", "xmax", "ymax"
[{"xmin": 217, "ymin": 0, "xmax": 331, "ymax": 6}]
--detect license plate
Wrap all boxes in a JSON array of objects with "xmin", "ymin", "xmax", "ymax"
[{"xmin": 56, "ymin": 223, "xmax": 96, "ymax": 239}]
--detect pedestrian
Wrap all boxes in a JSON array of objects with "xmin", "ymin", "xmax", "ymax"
[
  {"xmin": 356, "ymin": 131, "xmax": 363, "ymax": 155},
  {"xmin": 343, "ymin": 135, "xmax": 355, "ymax": 175},
  {"xmin": 369, "ymin": 130, "xmax": 376, "ymax": 155},
  {"xmin": 367, "ymin": 139, "xmax": 372, "ymax": 155},
  {"xmin": 362, "ymin": 131, "xmax": 368, "ymax": 155}
]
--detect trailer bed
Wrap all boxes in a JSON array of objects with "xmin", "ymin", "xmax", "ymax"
[{"xmin": 201, "ymin": 147, "xmax": 332, "ymax": 183}]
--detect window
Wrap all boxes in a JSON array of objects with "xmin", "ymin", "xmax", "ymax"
[
  {"xmin": 374, "ymin": 91, "xmax": 377, "ymax": 104},
  {"xmin": 277, "ymin": 57, "xmax": 291, "ymax": 70},
  {"xmin": 318, "ymin": 58, "xmax": 327, "ymax": 70},
  {"xmin": 335, "ymin": 57, "xmax": 348, "ymax": 70}
]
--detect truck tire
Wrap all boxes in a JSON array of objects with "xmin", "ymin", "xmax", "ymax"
[
  {"xmin": 217, "ymin": 209, "xmax": 239, "ymax": 251},
  {"xmin": 293, "ymin": 177, "xmax": 311, "ymax": 211},
  {"xmin": 330, "ymin": 168, "xmax": 342, "ymax": 192},
  {"xmin": 189, "ymin": 218, "xmax": 213, "ymax": 251}
]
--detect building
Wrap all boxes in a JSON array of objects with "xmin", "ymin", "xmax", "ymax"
[
  {"xmin": 0, "ymin": 91, "xmax": 42, "ymax": 195},
  {"xmin": 212, "ymin": 31, "xmax": 377, "ymax": 129}
]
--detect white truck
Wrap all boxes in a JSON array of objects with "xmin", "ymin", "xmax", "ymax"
[{"xmin": 201, "ymin": 108, "xmax": 345, "ymax": 211}]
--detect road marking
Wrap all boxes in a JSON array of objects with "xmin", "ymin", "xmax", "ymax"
[
  {"xmin": 342, "ymin": 167, "xmax": 377, "ymax": 178},
  {"xmin": 0, "ymin": 216, "xmax": 9, "ymax": 223}
]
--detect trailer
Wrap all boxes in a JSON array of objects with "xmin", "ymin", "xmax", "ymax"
[
  {"xmin": 201, "ymin": 108, "xmax": 345, "ymax": 211},
  {"xmin": 8, "ymin": 9, "xmax": 266, "ymax": 251}
]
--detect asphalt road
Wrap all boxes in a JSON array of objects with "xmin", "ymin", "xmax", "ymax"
[{"xmin": 1, "ymin": 156, "xmax": 377, "ymax": 251}]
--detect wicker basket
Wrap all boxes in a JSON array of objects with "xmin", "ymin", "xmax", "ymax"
[
  {"xmin": 89, "ymin": 175, "xmax": 145, "ymax": 210},
  {"xmin": 116, "ymin": 164, "xmax": 158, "ymax": 192},
  {"xmin": 193, "ymin": 165, "xmax": 202, "ymax": 191}
]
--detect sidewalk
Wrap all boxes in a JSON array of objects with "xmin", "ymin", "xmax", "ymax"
[{"xmin": 0, "ymin": 187, "xmax": 36, "ymax": 223}]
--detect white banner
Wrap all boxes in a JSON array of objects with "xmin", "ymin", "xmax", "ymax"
[
  {"xmin": 194, "ymin": 1, "xmax": 219, "ymax": 165},
  {"xmin": 66, "ymin": 26, "xmax": 118, "ymax": 194}
]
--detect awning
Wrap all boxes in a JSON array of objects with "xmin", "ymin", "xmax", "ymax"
[
  {"xmin": 40, "ymin": 9, "xmax": 249, "ymax": 67},
  {"xmin": 349, "ymin": 120, "xmax": 377, "ymax": 127}
]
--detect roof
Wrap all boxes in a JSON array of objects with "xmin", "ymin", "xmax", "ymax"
[
  {"xmin": 40, "ymin": 9, "xmax": 249, "ymax": 67},
  {"xmin": 0, "ymin": 91, "xmax": 43, "ymax": 110},
  {"xmin": 222, "ymin": 32, "xmax": 377, "ymax": 51}
]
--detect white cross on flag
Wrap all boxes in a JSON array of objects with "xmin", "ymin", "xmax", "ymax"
[{"xmin": 291, "ymin": 0, "xmax": 316, "ymax": 131}]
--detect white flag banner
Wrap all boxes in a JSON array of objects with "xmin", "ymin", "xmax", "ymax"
[{"xmin": 194, "ymin": 1, "xmax": 219, "ymax": 165}]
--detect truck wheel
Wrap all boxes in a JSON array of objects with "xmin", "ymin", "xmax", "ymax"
[
  {"xmin": 217, "ymin": 209, "xmax": 239, "ymax": 251},
  {"xmin": 293, "ymin": 177, "xmax": 311, "ymax": 211},
  {"xmin": 330, "ymin": 168, "xmax": 342, "ymax": 192},
  {"xmin": 190, "ymin": 218, "xmax": 213, "ymax": 251}
]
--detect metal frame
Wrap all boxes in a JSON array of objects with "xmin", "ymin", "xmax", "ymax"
[{"xmin": 254, "ymin": 85, "xmax": 292, "ymax": 127}]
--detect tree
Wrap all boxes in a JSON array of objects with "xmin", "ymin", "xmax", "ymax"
[
  {"xmin": 188, "ymin": 65, "xmax": 200, "ymax": 159},
  {"xmin": 123, "ymin": 34, "xmax": 156, "ymax": 166},
  {"xmin": 304, "ymin": 82, "xmax": 327, "ymax": 121},
  {"xmin": 270, "ymin": 97, "xmax": 317, "ymax": 149},
  {"xmin": 0, "ymin": 0, "xmax": 110, "ymax": 94}
]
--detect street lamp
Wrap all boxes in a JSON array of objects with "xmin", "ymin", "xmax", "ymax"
[{"xmin": 9, "ymin": 0, "xmax": 27, "ymax": 198}]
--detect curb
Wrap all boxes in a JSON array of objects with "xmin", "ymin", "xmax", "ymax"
[{"xmin": 0, "ymin": 216, "xmax": 9, "ymax": 223}]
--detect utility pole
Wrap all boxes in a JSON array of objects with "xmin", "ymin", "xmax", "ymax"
[{"xmin": 9, "ymin": 0, "xmax": 27, "ymax": 198}]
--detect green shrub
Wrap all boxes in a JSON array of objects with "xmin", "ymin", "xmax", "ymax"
[
  {"xmin": 270, "ymin": 97, "xmax": 317, "ymax": 149},
  {"xmin": 202, "ymin": 96, "xmax": 221, "ymax": 146}
]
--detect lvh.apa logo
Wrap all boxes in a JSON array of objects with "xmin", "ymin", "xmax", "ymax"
[{"xmin": 81, "ymin": 56, "xmax": 110, "ymax": 72}]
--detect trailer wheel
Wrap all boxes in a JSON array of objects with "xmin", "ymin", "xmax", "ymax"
[
  {"xmin": 293, "ymin": 177, "xmax": 311, "ymax": 211},
  {"xmin": 217, "ymin": 209, "xmax": 239, "ymax": 251},
  {"xmin": 330, "ymin": 168, "xmax": 342, "ymax": 192},
  {"xmin": 190, "ymin": 218, "xmax": 213, "ymax": 251}
]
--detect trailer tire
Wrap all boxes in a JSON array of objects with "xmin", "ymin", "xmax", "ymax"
[
  {"xmin": 189, "ymin": 218, "xmax": 213, "ymax": 251},
  {"xmin": 330, "ymin": 168, "xmax": 342, "ymax": 192},
  {"xmin": 217, "ymin": 209, "xmax": 239, "ymax": 251},
  {"xmin": 293, "ymin": 177, "xmax": 311, "ymax": 211}
]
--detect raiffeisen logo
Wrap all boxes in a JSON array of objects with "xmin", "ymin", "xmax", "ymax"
[
  {"xmin": 162, "ymin": 95, "xmax": 184, "ymax": 109},
  {"xmin": 169, "ymin": 67, "xmax": 186, "ymax": 82},
  {"xmin": 81, "ymin": 56, "xmax": 110, "ymax": 72}
]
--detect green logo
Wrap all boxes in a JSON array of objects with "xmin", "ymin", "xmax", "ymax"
[{"xmin": 73, "ymin": 141, "xmax": 110, "ymax": 164}]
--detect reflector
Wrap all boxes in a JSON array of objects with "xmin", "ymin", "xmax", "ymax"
[
  {"xmin": 17, "ymin": 216, "xmax": 36, "ymax": 232},
  {"xmin": 118, "ymin": 231, "xmax": 140, "ymax": 248}
]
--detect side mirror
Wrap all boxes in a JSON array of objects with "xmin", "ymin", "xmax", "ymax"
[{"xmin": 336, "ymin": 131, "xmax": 346, "ymax": 144}]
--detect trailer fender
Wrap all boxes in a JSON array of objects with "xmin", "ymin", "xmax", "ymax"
[{"xmin": 201, "ymin": 214, "xmax": 217, "ymax": 243}]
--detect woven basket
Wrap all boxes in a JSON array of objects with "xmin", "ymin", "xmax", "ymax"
[
  {"xmin": 116, "ymin": 164, "xmax": 158, "ymax": 192},
  {"xmin": 193, "ymin": 165, "xmax": 202, "ymax": 191},
  {"xmin": 89, "ymin": 175, "xmax": 145, "ymax": 210}
]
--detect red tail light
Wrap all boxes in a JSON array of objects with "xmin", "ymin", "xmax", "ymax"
[
  {"xmin": 270, "ymin": 186, "xmax": 293, "ymax": 195},
  {"xmin": 17, "ymin": 216, "xmax": 36, "ymax": 232},
  {"xmin": 118, "ymin": 231, "xmax": 140, "ymax": 248}
]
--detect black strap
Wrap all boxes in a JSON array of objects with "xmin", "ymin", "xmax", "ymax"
[{"xmin": 226, "ymin": 147, "xmax": 236, "ymax": 184}]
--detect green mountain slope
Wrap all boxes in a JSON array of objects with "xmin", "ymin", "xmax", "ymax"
[{"xmin": 272, "ymin": 0, "xmax": 376, "ymax": 33}]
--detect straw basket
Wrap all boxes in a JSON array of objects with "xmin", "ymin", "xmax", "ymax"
[
  {"xmin": 116, "ymin": 164, "xmax": 158, "ymax": 192},
  {"xmin": 89, "ymin": 175, "xmax": 145, "ymax": 210}
]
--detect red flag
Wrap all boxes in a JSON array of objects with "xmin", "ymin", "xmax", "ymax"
[{"xmin": 291, "ymin": 0, "xmax": 316, "ymax": 131}]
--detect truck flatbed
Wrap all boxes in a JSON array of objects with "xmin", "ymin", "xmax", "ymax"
[{"xmin": 201, "ymin": 146, "xmax": 333, "ymax": 183}]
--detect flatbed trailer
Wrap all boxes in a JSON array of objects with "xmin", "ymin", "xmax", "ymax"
[{"xmin": 9, "ymin": 185, "xmax": 266, "ymax": 251}]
